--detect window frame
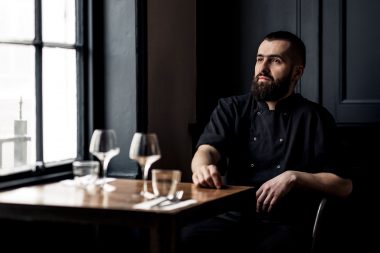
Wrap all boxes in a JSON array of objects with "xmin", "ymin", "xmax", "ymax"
[
  {"xmin": 0, "ymin": 0, "xmax": 144, "ymax": 189},
  {"xmin": 0, "ymin": 0, "xmax": 86, "ymax": 189}
]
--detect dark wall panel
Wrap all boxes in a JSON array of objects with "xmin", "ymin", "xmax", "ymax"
[
  {"xmin": 346, "ymin": 0, "xmax": 380, "ymax": 100},
  {"xmin": 323, "ymin": 0, "xmax": 380, "ymax": 123},
  {"xmin": 103, "ymin": 0, "xmax": 139, "ymax": 178}
]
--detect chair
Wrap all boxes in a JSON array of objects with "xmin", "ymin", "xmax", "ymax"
[
  {"xmin": 310, "ymin": 196, "xmax": 354, "ymax": 253},
  {"xmin": 310, "ymin": 197, "xmax": 328, "ymax": 253}
]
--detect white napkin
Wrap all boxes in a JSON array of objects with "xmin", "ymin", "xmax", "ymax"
[
  {"xmin": 61, "ymin": 177, "xmax": 116, "ymax": 186},
  {"xmin": 133, "ymin": 197, "xmax": 197, "ymax": 211}
]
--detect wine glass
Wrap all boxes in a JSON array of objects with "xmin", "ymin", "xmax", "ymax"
[
  {"xmin": 89, "ymin": 129, "xmax": 120, "ymax": 192},
  {"xmin": 129, "ymin": 132, "xmax": 161, "ymax": 198}
]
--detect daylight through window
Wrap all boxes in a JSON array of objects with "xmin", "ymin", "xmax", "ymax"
[{"xmin": 0, "ymin": 0, "xmax": 81, "ymax": 176}]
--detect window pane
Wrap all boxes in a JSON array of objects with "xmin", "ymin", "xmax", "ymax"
[
  {"xmin": 0, "ymin": 44, "xmax": 36, "ymax": 174},
  {"xmin": 43, "ymin": 48, "xmax": 77, "ymax": 162},
  {"xmin": 42, "ymin": 0, "xmax": 76, "ymax": 44},
  {"xmin": 0, "ymin": 0, "xmax": 34, "ymax": 41}
]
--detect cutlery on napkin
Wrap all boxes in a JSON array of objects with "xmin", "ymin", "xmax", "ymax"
[{"xmin": 133, "ymin": 197, "xmax": 197, "ymax": 211}]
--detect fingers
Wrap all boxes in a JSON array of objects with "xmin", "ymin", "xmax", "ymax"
[
  {"xmin": 192, "ymin": 165, "xmax": 222, "ymax": 189},
  {"xmin": 256, "ymin": 186, "xmax": 278, "ymax": 213},
  {"xmin": 208, "ymin": 165, "xmax": 222, "ymax": 188}
]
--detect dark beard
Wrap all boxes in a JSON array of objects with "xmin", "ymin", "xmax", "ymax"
[{"xmin": 251, "ymin": 72, "xmax": 292, "ymax": 101}]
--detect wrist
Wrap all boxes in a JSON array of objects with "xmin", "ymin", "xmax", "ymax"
[{"xmin": 286, "ymin": 170, "xmax": 298, "ymax": 187}]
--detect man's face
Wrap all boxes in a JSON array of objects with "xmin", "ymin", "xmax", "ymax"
[{"xmin": 252, "ymin": 39, "xmax": 301, "ymax": 102}]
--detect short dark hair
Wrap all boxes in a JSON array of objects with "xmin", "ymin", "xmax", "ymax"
[{"xmin": 263, "ymin": 31, "xmax": 306, "ymax": 67}]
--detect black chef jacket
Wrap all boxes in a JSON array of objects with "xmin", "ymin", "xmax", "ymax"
[{"xmin": 197, "ymin": 92, "xmax": 348, "ymax": 224}]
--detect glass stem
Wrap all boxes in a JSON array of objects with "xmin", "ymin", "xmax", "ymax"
[
  {"xmin": 99, "ymin": 159, "xmax": 106, "ymax": 187},
  {"xmin": 142, "ymin": 163, "xmax": 151, "ymax": 195}
]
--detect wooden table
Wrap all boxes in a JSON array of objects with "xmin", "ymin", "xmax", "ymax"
[{"xmin": 0, "ymin": 179, "xmax": 255, "ymax": 253}]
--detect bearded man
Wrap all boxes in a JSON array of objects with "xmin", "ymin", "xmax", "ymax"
[{"xmin": 181, "ymin": 31, "xmax": 352, "ymax": 253}]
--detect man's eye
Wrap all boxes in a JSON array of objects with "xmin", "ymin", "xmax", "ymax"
[{"xmin": 256, "ymin": 58, "xmax": 263, "ymax": 62}]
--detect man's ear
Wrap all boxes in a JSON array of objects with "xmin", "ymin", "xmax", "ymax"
[{"xmin": 292, "ymin": 65, "xmax": 304, "ymax": 81}]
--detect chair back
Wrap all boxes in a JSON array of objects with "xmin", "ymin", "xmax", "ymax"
[{"xmin": 310, "ymin": 197, "xmax": 327, "ymax": 253}]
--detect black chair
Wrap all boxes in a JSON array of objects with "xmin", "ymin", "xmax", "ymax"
[
  {"xmin": 310, "ymin": 197, "xmax": 328, "ymax": 253},
  {"xmin": 311, "ymin": 196, "xmax": 355, "ymax": 253}
]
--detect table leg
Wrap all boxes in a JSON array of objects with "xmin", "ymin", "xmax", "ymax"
[{"xmin": 150, "ymin": 217, "xmax": 178, "ymax": 253}]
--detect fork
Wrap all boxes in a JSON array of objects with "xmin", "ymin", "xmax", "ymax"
[{"xmin": 151, "ymin": 190, "xmax": 184, "ymax": 208}]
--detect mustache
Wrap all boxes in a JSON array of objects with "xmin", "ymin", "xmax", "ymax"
[{"xmin": 255, "ymin": 73, "xmax": 274, "ymax": 81}]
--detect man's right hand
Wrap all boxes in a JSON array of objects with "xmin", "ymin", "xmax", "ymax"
[{"xmin": 192, "ymin": 164, "xmax": 223, "ymax": 189}]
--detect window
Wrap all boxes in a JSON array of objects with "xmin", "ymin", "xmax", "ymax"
[{"xmin": 0, "ymin": 0, "xmax": 82, "ymax": 177}]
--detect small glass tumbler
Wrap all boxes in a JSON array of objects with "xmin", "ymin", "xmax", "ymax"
[
  {"xmin": 72, "ymin": 160, "xmax": 99, "ymax": 189},
  {"xmin": 152, "ymin": 169, "xmax": 181, "ymax": 198}
]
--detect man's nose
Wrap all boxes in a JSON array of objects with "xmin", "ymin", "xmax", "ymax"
[{"xmin": 257, "ymin": 59, "xmax": 270, "ymax": 74}]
